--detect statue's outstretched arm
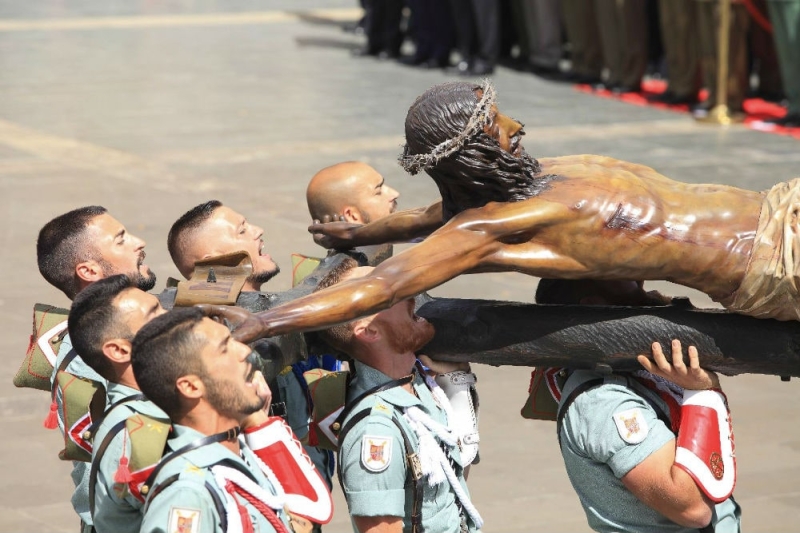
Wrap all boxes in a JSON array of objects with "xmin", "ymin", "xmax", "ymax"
[
  {"xmin": 234, "ymin": 221, "xmax": 500, "ymax": 341},
  {"xmin": 309, "ymin": 201, "xmax": 444, "ymax": 249}
]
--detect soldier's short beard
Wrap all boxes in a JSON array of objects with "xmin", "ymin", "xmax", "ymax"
[
  {"xmin": 134, "ymin": 269, "xmax": 157, "ymax": 292},
  {"xmin": 98, "ymin": 258, "xmax": 157, "ymax": 292},
  {"xmin": 249, "ymin": 264, "xmax": 280, "ymax": 287},
  {"xmin": 203, "ymin": 372, "xmax": 265, "ymax": 418}
]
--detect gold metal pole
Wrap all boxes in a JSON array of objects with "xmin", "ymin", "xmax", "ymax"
[{"xmin": 697, "ymin": 0, "xmax": 744, "ymax": 125}]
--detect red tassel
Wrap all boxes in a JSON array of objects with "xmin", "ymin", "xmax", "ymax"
[
  {"xmin": 114, "ymin": 456, "xmax": 133, "ymax": 483},
  {"xmin": 43, "ymin": 400, "xmax": 58, "ymax": 429}
]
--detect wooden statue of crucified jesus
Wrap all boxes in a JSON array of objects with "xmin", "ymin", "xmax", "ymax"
[{"xmin": 203, "ymin": 80, "xmax": 800, "ymax": 343}]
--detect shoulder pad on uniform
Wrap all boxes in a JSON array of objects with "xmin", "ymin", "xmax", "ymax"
[
  {"xmin": 369, "ymin": 400, "xmax": 394, "ymax": 418},
  {"xmin": 14, "ymin": 303, "xmax": 69, "ymax": 391}
]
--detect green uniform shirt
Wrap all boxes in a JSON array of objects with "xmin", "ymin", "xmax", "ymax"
[
  {"xmin": 141, "ymin": 424, "xmax": 290, "ymax": 533},
  {"xmin": 559, "ymin": 370, "xmax": 741, "ymax": 533},
  {"xmin": 91, "ymin": 382, "xmax": 167, "ymax": 533},
  {"xmin": 339, "ymin": 361, "xmax": 478, "ymax": 533},
  {"xmin": 51, "ymin": 334, "xmax": 108, "ymax": 527}
]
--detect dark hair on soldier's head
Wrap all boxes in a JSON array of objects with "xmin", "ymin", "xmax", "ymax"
[
  {"xmin": 167, "ymin": 200, "xmax": 223, "ymax": 277},
  {"xmin": 131, "ymin": 307, "xmax": 205, "ymax": 420},
  {"xmin": 314, "ymin": 257, "xmax": 359, "ymax": 353},
  {"xmin": 403, "ymin": 82, "xmax": 553, "ymax": 222},
  {"xmin": 68, "ymin": 274, "xmax": 135, "ymax": 381},
  {"xmin": 37, "ymin": 206, "xmax": 108, "ymax": 299}
]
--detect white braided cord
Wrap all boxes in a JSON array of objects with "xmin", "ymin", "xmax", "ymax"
[
  {"xmin": 211, "ymin": 464, "xmax": 286, "ymax": 533},
  {"xmin": 402, "ymin": 376, "xmax": 483, "ymax": 529}
]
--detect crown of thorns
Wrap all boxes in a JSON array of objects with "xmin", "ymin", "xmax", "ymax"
[{"xmin": 399, "ymin": 79, "xmax": 497, "ymax": 175}]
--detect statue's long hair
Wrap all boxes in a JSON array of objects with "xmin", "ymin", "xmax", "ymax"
[{"xmin": 403, "ymin": 82, "xmax": 557, "ymax": 221}]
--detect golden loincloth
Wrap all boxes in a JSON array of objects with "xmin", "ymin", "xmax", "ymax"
[{"xmin": 717, "ymin": 178, "xmax": 800, "ymax": 321}]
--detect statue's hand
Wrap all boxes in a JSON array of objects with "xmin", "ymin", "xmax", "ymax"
[
  {"xmin": 196, "ymin": 304, "xmax": 265, "ymax": 344},
  {"xmin": 308, "ymin": 216, "xmax": 363, "ymax": 249},
  {"xmin": 637, "ymin": 339, "xmax": 720, "ymax": 390}
]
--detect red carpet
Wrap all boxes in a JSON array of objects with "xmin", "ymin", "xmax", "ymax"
[{"xmin": 575, "ymin": 79, "xmax": 800, "ymax": 140}]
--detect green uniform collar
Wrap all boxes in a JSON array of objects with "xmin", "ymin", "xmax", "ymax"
[{"xmin": 349, "ymin": 360, "xmax": 427, "ymax": 410}]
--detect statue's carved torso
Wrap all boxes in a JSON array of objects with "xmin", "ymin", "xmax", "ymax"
[{"xmin": 458, "ymin": 154, "xmax": 763, "ymax": 299}]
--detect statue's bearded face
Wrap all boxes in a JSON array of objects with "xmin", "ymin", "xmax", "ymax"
[
  {"xmin": 483, "ymin": 104, "xmax": 525, "ymax": 157},
  {"xmin": 402, "ymin": 81, "xmax": 555, "ymax": 221}
]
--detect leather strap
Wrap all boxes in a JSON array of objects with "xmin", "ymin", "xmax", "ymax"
[
  {"xmin": 332, "ymin": 374, "xmax": 413, "ymax": 437},
  {"xmin": 142, "ymin": 427, "xmax": 241, "ymax": 495},
  {"xmin": 85, "ymin": 394, "xmax": 146, "ymax": 442}
]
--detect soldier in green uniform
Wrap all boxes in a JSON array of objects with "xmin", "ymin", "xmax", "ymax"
[
  {"xmin": 652, "ymin": 0, "xmax": 700, "ymax": 105},
  {"xmin": 537, "ymin": 279, "xmax": 741, "ymax": 533},
  {"xmin": 693, "ymin": 0, "xmax": 750, "ymax": 114},
  {"xmin": 131, "ymin": 308, "xmax": 293, "ymax": 533},
  {"xmin": 36, "ymin": 206, "xmax": 157, "ymax": 533},
  {"xmin": 592, "ymin": 0, "xmax": 648, "ymax": 92},
  {"xmin": 167, "ymin": 200, "xmax": 336, "ymax": 503},
  {"xmin": 560, "ymin": 0, "xmax": 603, "ymax": 84},
  {"xmin": 765, "ymin": 0, "xmax": 800, "ymax": 126},
  {"xmin": 67, "ymin": 275, "xmax": 168, "ymax": 533},
  {"xmin": 314, "ymin": 259, "xmax": 482, "ymax": 533}
]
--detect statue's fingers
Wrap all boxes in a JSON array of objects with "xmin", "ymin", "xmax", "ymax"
[{"xmin": 195, "ymin": 303, "xmax": 230, "ymax": 321}]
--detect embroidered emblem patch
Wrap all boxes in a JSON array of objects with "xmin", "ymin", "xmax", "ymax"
[
  {"xmin": 613, "ymin": 408, "xmax": 649, "ymax": 444},
  {"xmin": 709, "ymin": 452, "xmax": 724, "ymax": 480},
  {"xmin": 361, "ymin": 435, "xmax": 392, "ymax": 472},
  {"xmin": 168, "ymin": 507, "xmax": 200, "ymax": 533}
]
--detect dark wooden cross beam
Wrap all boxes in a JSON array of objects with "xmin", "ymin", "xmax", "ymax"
[
  {"xmin": 416, "ymin": 296, "xmax": 800, "ymax": 378},
  {"xmin": 162, "ymin": 253, "xmax": 800, "ymax": 380}
]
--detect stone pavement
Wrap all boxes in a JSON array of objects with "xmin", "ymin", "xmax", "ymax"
[{"xmin": 1, "ymin": 1, "xmax": 799, "ymax": 531}]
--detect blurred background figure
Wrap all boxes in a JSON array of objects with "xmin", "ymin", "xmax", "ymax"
[
  {"xmin": 509, "ymin": 0, "xmax": 563, "ymax": 75},
  {"xmin": 649, "ymin": 0, "xmax": 699, "ymax": 105},
  {"xmin": 403, "ymin": 0, "xmax": 455, "ymax": 69},
  {"xmin": 693, "ymin": 0, "xmax": 750, "ymax": 115},
  {"xmin": 352, "ymin": 0, "xmax": 404, "ymax": 59},
  {"xmin": 594, "ymin": 0, "xmax": 649, "ymax": 93},
  {"xmin": 765, "ymin": 0, "xmax": 800, "ymax": 126},
  {"xmin": 447, "ymin": 0, "xmax": 500, "ymax": 75},
  {"xmin": 561, "ymin": 0, "xmax": 603, "ymax": 84},
  {"xmin": 749, "ymin": 0, "xmax": 784, "ymax": 103}
]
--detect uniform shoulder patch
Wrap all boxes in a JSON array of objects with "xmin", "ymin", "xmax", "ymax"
[
  {"xmin": 612, "ymin": 408, "xmax": 649, "ymax": 444},
  {"xmin": 168, "ymin": 507, "xmax": 201, "ymax": 533},
  {"xmin": 361, "ymin": 435, "xmax": 392, "ymax": 472},
  {"xmin": 370, "ymin": 401, "xmax": 393, "ymax": 417}
]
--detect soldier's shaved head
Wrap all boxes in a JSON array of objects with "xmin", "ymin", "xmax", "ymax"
[{"xmin": 307, "ymin": 161, "xmax": 399, "ymax": 224}]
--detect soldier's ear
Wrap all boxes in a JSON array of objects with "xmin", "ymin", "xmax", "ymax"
[
  {"xmin": 176, "ymin": 375, "xmax": 204, "ymax": 400},
  {"xmin": 353, "ymin": 318, "xmax": 380, "ymax": 344},
  {"xmin": 102, "ymin": 338, "xmax": 133, "ymax": 364},
  {"xmin": 342, "ymin": 206, "xmax": 361, "ymax": 224},
  {"xmin": 75, "ymin": 260, "xmax": 103, "ymax": 284}
]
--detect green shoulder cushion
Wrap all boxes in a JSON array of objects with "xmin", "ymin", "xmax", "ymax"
[
  {"xmin": 303, "ymin": 368, "xmax": 349, "ymax": 451},
  {"xmin": 14, "ymin": 303, "xmax": 70, "ymax": 391},
  {"xmin": 56, "ymin": 371, "xmax": 105, "ymax": 462},
  {"xmin": 291, "ymin": 253, "xmax": 322, "ymax": 288},
  {"xmin": 520, "ymin": 368, "xmax": 567, "ymax": 422}
]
